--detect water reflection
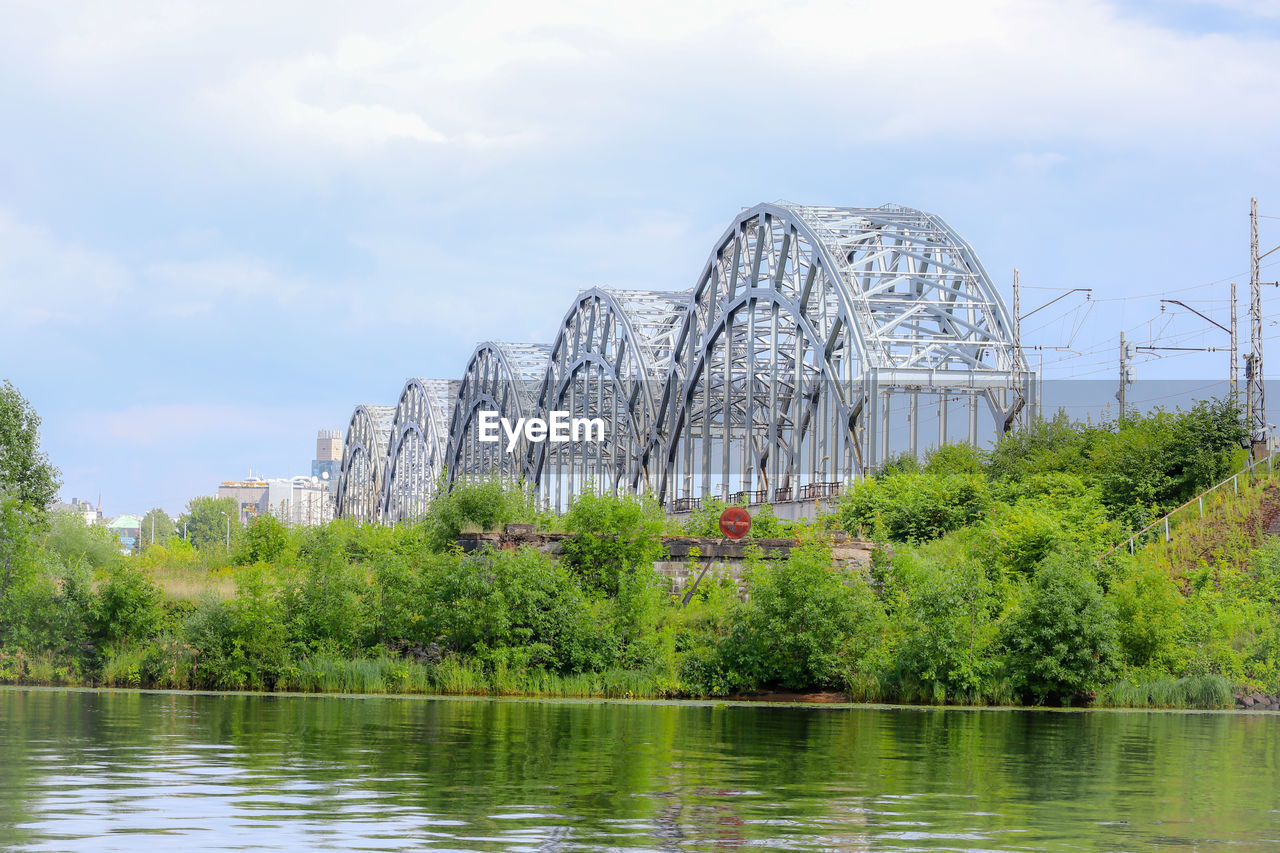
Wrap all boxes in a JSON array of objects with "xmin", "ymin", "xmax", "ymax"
[{"xmin": 0, "ymin": 689, "xmax": 1276, "ymax": 851}]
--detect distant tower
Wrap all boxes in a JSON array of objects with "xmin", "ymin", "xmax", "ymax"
[{"xmin": 311, "ymin": 429, "xmax": 342, "ymax": 485}]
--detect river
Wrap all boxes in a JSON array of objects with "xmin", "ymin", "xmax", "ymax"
[{"xmin": 0, "ymin": 688, "xmax": 1276, "ymax": 850}]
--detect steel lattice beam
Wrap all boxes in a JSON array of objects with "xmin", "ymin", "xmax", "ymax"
[{"xmin": 335, "ymin": 201, "xmax": 1036, "ymax": 522}]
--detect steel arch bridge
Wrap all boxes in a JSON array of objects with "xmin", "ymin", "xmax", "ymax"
[
  {"xmin": 445, "ymin": 342, "xmax": 552, "ymax": 487},
  {"xmin": 334, "ymin": 404, "xmax": 394, "ymax": 523},
  {"xmin": 382, "ymin": 378, "xmax": 453, "ymax": 523},
  {"xmin": 533, "ymin": 288, "xmax": 688, "ymax": 511},
  {"xmin": 333, "ymin": 201, "xmax": 1034, "ymax": 522}
]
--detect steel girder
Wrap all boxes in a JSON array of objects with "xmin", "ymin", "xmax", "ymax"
[
  {"xmin": 335, "ymin": 201, "xmax": 1033, "ymax": 521},
  {"xmin": 657, "ymin": 203, "xmax": 1031, "ymax": 505},
  {"xmin": 446, "ymin": 342, "xmax": 551, "ymax": 485},
  {"xmin": 382, "ymin": 378, "xmax": 454, "ymax": 523},
  {"xmin": 334, "ymin": 404, "xmax": 394, "ymax": 523},
  {"xmin": 532, "ymin": 287, "xmax": 688, "ymax": 510}
]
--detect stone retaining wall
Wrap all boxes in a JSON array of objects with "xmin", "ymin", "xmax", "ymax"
[{"xmin": 455, "ymin": 525, "xmax": 880, "ymax": 596}]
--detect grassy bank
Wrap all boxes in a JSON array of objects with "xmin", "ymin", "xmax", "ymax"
[{"xmin": 2, "ymin": 398, "xmax": 1277, "ymax": 709}]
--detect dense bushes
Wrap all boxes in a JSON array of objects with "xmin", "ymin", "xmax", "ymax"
[{"xmin": 1, "ymin": 397, "xmax": 1277, "ymax": 707}]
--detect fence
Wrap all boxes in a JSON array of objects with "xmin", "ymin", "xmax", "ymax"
[{"xmin": 1103, "ymin": 450, "xmax": 1279, "ymax": 559}]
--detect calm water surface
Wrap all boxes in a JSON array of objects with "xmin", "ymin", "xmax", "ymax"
[{"xmin": 0, "ymin": 688, "xmax": 1277, "ymax": 851}]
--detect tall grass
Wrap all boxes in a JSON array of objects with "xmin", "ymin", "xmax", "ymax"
[
  {"xmin": 1131, "ymin": 477, "xmax": 1274, "ymax": 577},
  {"xmin": 270, "ymin": 653, "xmax": 673, "ymax": 698},
  {"xmin": 1096, "ymin": 674, "xmax": 1234, "ymax": 709}
]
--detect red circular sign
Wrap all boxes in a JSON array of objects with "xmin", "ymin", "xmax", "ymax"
[{"xmin": 719, "ymin": 506, "xmax": 752, "ymax": 540}]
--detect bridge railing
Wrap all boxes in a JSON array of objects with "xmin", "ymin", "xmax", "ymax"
[{"xmin": 1103, "ymin": 448, "xmax": 1280, "ymax": 559}]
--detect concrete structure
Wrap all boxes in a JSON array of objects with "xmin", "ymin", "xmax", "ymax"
[
  {"xmin": 218, "ymin": 474, "xmax": 334, "ymax": 526},
  {"xmin": 455, "ymin": 525, "xmax": 880, "ymax": 597},
  {"xmin": 336, "ymin": 201, "xmax": 1034, "ymax": 523},
  {"xmin": 217, "ymin": 478, "xmax": 270, "ymax": 525},
  {"xmin": 311, "ymin": 429, "xmax": 342, "ymax": 487}
]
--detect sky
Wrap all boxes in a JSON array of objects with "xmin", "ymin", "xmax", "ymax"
[{"xmin": 4, "ymin": 0, "xmax": 1280, "ymax": 517}]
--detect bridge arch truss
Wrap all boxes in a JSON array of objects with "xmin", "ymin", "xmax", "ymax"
[
  {"xmin": 334, "ymin": 404, "xmax": 394, "ymax": 523},
  {"xmin": 532, "ymin": 288, "xmax": 687, "ymax": 511},
  {"xmin": 334, "ymin": 201, "xmax": 1034, "ymax": 521},
  {"xmin": 382, "ymin": 378, "xmax": 454, "ymax": 523},
  {"xmin": 446, "ymin": 342, "xmax": 551, "ymax": 485}
]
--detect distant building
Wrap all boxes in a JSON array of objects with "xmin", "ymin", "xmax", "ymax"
[
  {"xmin": 265, "ymin": 476, "xmax": 335, "ymax": 526},
  {"xmin": 217, "ymin": 478, "xmax": 270, "ymax": 525},
  {"xmin": 53, "ymin": 496, "xmax": 103, "ymax": 526},
  {"xmin": 106, "ymin": 514, "xmax": 143, "ymax": 554},
  {"xmin": 311, "ymin": 429, "xmax": 342, "ymax": 487},
  {"xmin": 217, "ymin": 474, "xmax": 334, "ymax": 527}
]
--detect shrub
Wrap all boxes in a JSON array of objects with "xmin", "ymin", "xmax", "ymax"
[
  {"xmin": 721, "ymin": 541, "xmax": 883, "ymax": 690},
  {"xmin": 1111, "ymin": 562, "xmax": 1185, "ymax": 670},
  {"xmin": 95, "ymin": 562, "xmax": 164, "ymax": 647},
  {"xmin": 889, "ymin": 553, "xmax": 1002, "ymax": 701},
  {"xmin": 234, "ymin": 515, "xmax": 295, "ymax": 565},
  {"xmin": 839, "ymin": 471, "xmax": 990, "ymax": 543},
  {"xmin": 560, "ymin": 491, "xmax": 664, "ymax": 596},
  {"xmin": 1001, "ymin": 551, "xmax": 1119, "ymax": 704},
  {"xmin": 421, "ymin": 477, "xmax": 544, "ymax": 551}
]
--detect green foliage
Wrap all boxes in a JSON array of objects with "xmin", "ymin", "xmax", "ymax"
[
  {"xmin": 177, "ymin": 496, "xmax": 241, "ymax": 551},
  {"xmin": 721, "ymin": 541, "xmax": 883, "ymax": 691},
  {"xmin": 234, "ymin": 514, "xmax": 295, "ymax": 565},
  {"xmin": 888, "ymin": 551, "xmax": 1002, "ymax": 701},
  {"xmin": 838, "ymin": 471, "xmax": 989, "ymax": 543},
  {"xmin": 138, "ymin": 508, "xmax": 176, "ymax": 549},
  {"xmin": 0, "ymin": 552, "xmax": 94, "ymax": 657},
  {"xmin": 990, "ymin": 399, "xmax": 1246, "ymax": 524},
  {"xmin": 282, "ymin": 526, "xmax": 369, "ymax": 655},
  {"xmin": 1001, "ymin": 551, "xmax": 1120, "ymax": 704},
  {"xmin": 95, "ymin": 561, "xmax": 164, "ymax": 647},
  {"xmin": 1096, "ymin": 673, "xmax": 1233, "ymax": 709},
  {"xmin": 419, "ymin": 548, "xmax": 615, "ymax": 673},
  {"xmin": 924, "ymin": 443, "xmax": 984, "ymax": 477},
  {"xmin": 421, "ymin": 477, "xmax": 544, "ymax": 550},
  {"xmin": 184, "ymin": 567, "xmax": 288, "ymax": 690},
  {"xmin": 560, "ymin": 491, "xmax": 664, "ymax": 595},
  {"xmin": 0, "ymin": 380, "xmax": 60, "ymax": 514},
  {"xmin": 1111, "ymin": 562, "xmax": 1185, "ymax": 670},
  {"xmin": 44, "ymin": 510, "xmax": 121, "ymax": 570}
]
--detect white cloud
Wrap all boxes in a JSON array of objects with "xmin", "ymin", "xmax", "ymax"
[
  {"xmin": 80, "ymin": 402, "xmax": 325, "ymax": 448},
  {"xmin": 0, "ymin": 209, "xmax": 133, "ymax": 329},
  {"xmin": 7, "ymin": 0, "xmax": 1279, "ymax": 175},
  {"xmin": 145, "ymin": 256, "xmax": 310, "ymax": 316}
]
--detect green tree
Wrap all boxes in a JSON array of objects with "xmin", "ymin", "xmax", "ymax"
[
  {"xmin": 177, "ymin": 496, "xmax": 241, "ymax": 550},
  {"xmin": 722, "ymin": 541, "xmax": 884, "ymax": 690},
  {"xmin": 0, "ymin": 380, "xmax": 60, "ymax": 513},
  {"xmin": 44, "ymin": 510, "xmax": 120, "ymax": 571},
  {"xmin": 234, "ymin": 514, "xmax": 294, "ymax": 565},
  {"xmin": 560, "ymin": 491, "xmax": 665, "ymax": 596},
  {"xmin": 891, "ymin": 554, "xmax": 1001, "ymax": 701},
  {"xmin": 421, "ymin": 477, "xmax": 543, "ymax": 551},
  {"xmin": 1001, "ymin": 551, "xmax": 1120, "ymax": 704},
  {"xmin": 138, "ymin": 508, "xmax": 176, "ymax": 550}
]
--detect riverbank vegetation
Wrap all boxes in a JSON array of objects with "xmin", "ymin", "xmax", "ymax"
[{"xmin": 0, "ymin": 379, "xmax": 1274, "ymax": 708}]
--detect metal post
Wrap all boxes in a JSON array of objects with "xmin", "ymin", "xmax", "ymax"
[
  {"xmin": 1012, "ymin": 268, "xmax": 1021, "ymax": 356},
  {"xmin": 1118, "ymin": 331, "xmax": 1128, "ymax": 421},
  {"xmin": 1250, "ymin": 197, "xmax": 1267, "ymax": 458},
  {"xmin": 909, "ymin": 391, "xmax": 919, "ymax": 459},
  {"xmin": 967, "ymin": 393, "xmax": 978, "ymax": 446},
  {"xmin": 1231, "ymin": 281, "xmax": 1239, "ymax": 408}
]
